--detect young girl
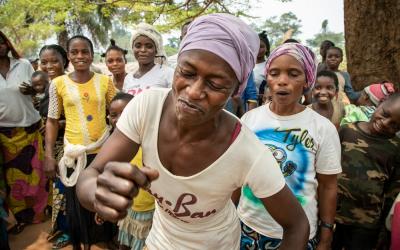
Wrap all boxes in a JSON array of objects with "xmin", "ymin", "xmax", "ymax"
[
  {"xmin": 45, "ymin": 35, "xmax": 116, "ymax": 250},
  {"xmin": 325, "ymin": 46, "xmax": 360, "ymax": 104},
  {"xmin": 254, "ymin": 31, "xmax": 270, "ymax": 103},
  {"xmin": 238, "ymin": 43, "xmax": 342, "ymax": 250},
  {"xmin": 123, "ymin": 23, "xmax": 174, "ymax": 96},
  {"xmin": 38, "ymin": 44, "xmax": 71, "ymax": 249},
  {"xmin": 107, "ymin": 93, "xmax": 155, "ymax": 250},
  {"xmin": 333, "ymin": 93, "xmax": 400, "ymax": 250},
  {"xmin": 102, "ymin": 39, "xmax": 128, "ymax": 91},
  {"xmin": 317, "ymin": 40, "xmax": 335, "ymax": 72},
  {"xmin": 310, "ymin": 70, "xmax": 344, "ymax": 128}
]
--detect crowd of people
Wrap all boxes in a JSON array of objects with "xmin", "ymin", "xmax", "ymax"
[{"xmin": 0, "ymin": 12, "xmax": 399, "ymax": 250}]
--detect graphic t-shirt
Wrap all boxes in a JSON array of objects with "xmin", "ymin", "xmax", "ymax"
[
  {"xmin": 123, "ymin": 64, "xmax": 174, "ymax": 96},
  {"xmin": 117, "ymin": 89, "xmax": 285, "ymax": 249},
  {"xmin": 238, "ymin": 103, "xmax": 342, "ymax": 239}
]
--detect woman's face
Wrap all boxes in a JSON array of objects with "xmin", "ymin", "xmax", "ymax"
[
  {"xmin": 257, "ymin": 40, "xmax": 267, "ymax": 59},
  {"xmin": 312, "ymin": 76, "xmax": 337, "ymax": 104},
  {"xmin": 68, "ymin": 38, "xmax": 93, "ymax": 72},
  {"xmin": 133, "ymin": 35, "xmax": 156, "ymax": 65},
  {"xmin": 40, "ymin": 49, "xmax": 64, "ymax": 79},
  {"xmin": 368, "ymin": 99, "xmax": 400, "ymax": 137},
  {"xmin": 173, "ymin": 50, "xmax": 239, "ymax": 125},
  {"xmin": 267, "ymin": 54, "xmax": 307, "ymax": 107},
  {"xmin": 105, "ymin": 49, "xmax": 126, "ymax": 76}
]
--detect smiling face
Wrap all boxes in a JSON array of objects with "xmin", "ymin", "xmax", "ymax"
[
  {"xmin": 367, "ymin": 97, "xmax": 400, "ymax": 137},
  {"xmin": 67, "ymin": 38, "xmax": 93, "ymax": 72},
  {"xmin": 173, "ymin": 49, "xmax": 239, "ymax": 126},
  {"xmin": 312, "ymin": 76, "xmax": 337, "ymax": 104},
  {"xmin": 40, "ymin": 49, "xmax": 64, "ymax": 80},
  {"xmin": 105, "ymin": 49, "xmax": 126, "ymax": 76},
  {"xmin": 267, "ymin": 54, "xmax": 307, "ymax": 108},
  {"xmin": 133, "ymin": 35, "xmax": 156, "ymax": 66}
]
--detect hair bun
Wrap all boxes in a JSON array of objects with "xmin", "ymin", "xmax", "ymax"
[{"xmin": 110, "ymin": 39, "xmax": 116, "ymax": 46}]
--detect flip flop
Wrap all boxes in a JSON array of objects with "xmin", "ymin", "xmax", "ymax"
[
  {"xmin": 47, "ymin": 230, "xmax": 62, "ymax": 241},
  {"xmin": 52, "ymin": 234, "xmax": 70, "ymax": 249}
]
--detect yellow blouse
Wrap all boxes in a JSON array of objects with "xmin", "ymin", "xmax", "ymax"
[
  {"xmin": 130, "ymin": 148, "xmax": 155, "ymax": 212},
  {"xmin": 48, "ymin": 73, "xmax": 116, "ymax": 153}
]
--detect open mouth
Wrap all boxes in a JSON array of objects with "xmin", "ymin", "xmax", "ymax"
[{"xmin": 276, "ymin": 90, "xmax": 290, "ymax": 96}]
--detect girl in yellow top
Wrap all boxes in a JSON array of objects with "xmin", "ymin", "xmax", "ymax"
[
  {"xmin": 107, "ymin": 92, "xmax": 155, "ymax": 250},
  {"xmin": 45, "ymin": 35, "xmax": 116, "ymax": 250}
]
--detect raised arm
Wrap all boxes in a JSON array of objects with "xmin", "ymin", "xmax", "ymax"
[
  {"xmin": 76, "ymin": 129, "xmax": 158, "ymax": 222},
  {"xmin": 261, "ymin": 185, "xmax": 310, "ymax": 250}
]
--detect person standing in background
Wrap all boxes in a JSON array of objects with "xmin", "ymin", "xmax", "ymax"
[{"xmin": 0, "ymin": 30, "xmax": 48, "ymax": 234}]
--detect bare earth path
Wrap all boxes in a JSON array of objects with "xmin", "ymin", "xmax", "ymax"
[{"xmin": 8, "ymin": 219, "xmax": 108, "ymax": 250}]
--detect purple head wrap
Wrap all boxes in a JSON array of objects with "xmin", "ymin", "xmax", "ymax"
[
  {"xmin": 265, "ymin": 43, "xmax": 318, "ymax": 93},
  {"xmin": 179, "ymin": 13, "xmax": 259, "ymax": 95}
]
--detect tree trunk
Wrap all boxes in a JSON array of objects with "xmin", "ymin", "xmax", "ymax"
[{"xmin": 344, "ymin": 0, "xmax": 400, "ymax": 90}]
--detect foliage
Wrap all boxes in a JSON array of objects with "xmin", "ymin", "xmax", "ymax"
[
  {"xmin": 0, "ymin": 0, "xmax": 251, "ymax": 57},
  {"xmin": 250, "ymin": 12, "xmax": 302, "ymax": 48},
  {"xmin": 306, "ymin": 19, "xmax": 344, "ymax": 51}
]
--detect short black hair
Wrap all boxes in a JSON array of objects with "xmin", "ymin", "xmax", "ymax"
[
  {"xmin": 101, "ymin": 39, "xmax": 128, "ymax": 62},
  {"xmin": 327, "ymin": 46, "xmax": 343, "ymax": 57},
  {"xmin": 67, "ymin": 35, "xmax": 94, "ymax": 55},
  {"xmin": 316, "ymin": 70, "xmax": 339, "ymax": 90},
  {"xmin": 31, "ymin": 70, "xmax": 49, "ymax": 81},
  {"xmin": 283, "ymin": 38, "xmax": 299, "ymax": 44},
  {"xmin": 111, "ymin": 92, "xmax": 134, "ymax": 103},
  {"xmin": 258, "ymin": 31, "xmax": 271, "ymax": 57},
  {"xmin": 39, "ymin": 44, "xmax": 69, "ymax": 69},
  {"xmin": 321, "ymin": 40, "xmax": 335, "ymax": 47}
]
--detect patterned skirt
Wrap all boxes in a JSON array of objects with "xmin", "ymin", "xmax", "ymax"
[
  {"xmin": 0, "ymin": 121, "xmax": 48, "ymax": 224},
  {"xmin": 118, "ymin": 208, "xmax": 154, "ymax": 250}
]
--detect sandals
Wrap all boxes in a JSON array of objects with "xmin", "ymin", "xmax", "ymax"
[
  {"xmin": 52, "ymin": 233, "xmax": 70, "ymax": 249},
  {"xmin": 47, "ymin": 229, "xmax": 62, "ymax": 241}
]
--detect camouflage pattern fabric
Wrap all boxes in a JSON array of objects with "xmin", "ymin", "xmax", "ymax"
[{"xmin": 336, "ymin": 123, "xmax": 400, "ymax": 229}]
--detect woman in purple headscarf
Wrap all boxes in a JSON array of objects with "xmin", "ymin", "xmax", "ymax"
[
  {"xmin": 238, "ymin": 42, "xmax": 341, "ymax": 250},
  {"xmin": 76, "ymin": 14, "xmax": 309, "ymax": 249}
]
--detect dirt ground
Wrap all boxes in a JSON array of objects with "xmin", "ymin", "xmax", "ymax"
[{"xmin": 8, "ymin": 219, "xmax": 108, "ymax": 250}]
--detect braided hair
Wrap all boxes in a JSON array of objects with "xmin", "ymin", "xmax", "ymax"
[
  {"xmin": 101, "ymin": 39, "xmax": 128, "ymax": 62},
  {"xmin": 258, "ymin": 31, "xmax": 271, "ymax": 57}
]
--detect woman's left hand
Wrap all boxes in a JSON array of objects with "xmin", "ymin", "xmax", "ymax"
[{"xmin": 19, "ymin": 82, "xmax": 36, "ymax": 95}]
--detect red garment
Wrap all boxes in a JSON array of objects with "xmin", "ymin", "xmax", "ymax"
[{"xmin": 391, "ymin": 203, "xmax": 400, "ymax": 250}]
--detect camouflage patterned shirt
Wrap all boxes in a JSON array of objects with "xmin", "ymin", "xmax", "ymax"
[{"xmin": 336, "ymin": 123, "xmax": 400, "ymax": 229}]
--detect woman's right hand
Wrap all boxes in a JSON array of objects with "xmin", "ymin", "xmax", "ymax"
[
  {"xmin": 93, "ymin": 162, "xmax": 159, "ymax": 222},
  {"xmin": 44, "ymin": 155, "xmax": 57, "ymax": 179}
]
